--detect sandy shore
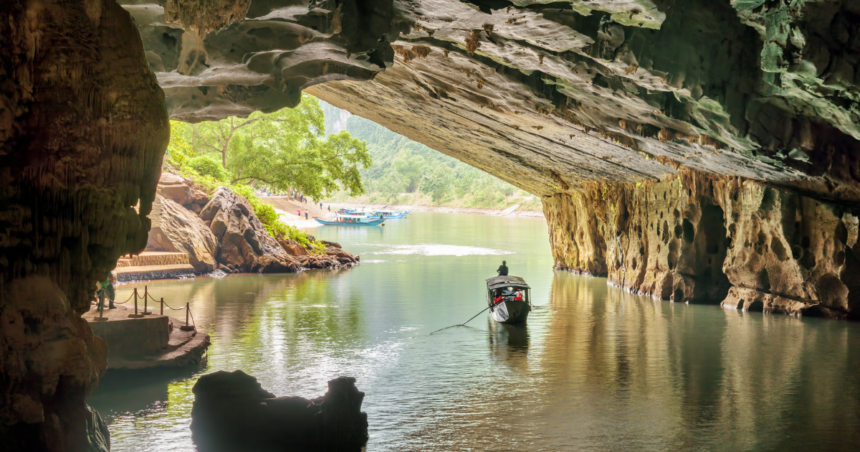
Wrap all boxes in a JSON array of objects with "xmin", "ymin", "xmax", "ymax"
[
  {"xmin": 275, "ymin": 209, "xmax": 324, "ymax": 228},
  {"xmin": 325, "ymin": 202, "xmax": 545, "ymax": 218}
]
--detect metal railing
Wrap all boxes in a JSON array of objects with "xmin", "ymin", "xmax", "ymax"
[{"xmin": 96, "ymin": 286, "xmax": 196, "ymax": 330}]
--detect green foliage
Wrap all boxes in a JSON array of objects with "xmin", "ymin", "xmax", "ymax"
[
  {"xmin": 393, "ymin": 153, "xmax": 426, "ymax": 193},
  {"xmin": 229, "ymin": 184, "xmax": 319, "ymax": 251},
  {"xmin": 421, "ymin": 166, "xmax": 453, "ymax": 204},
  {"xmin": 339, "ymin": 114, "xmax": 527, "ymax": 209},
  {"xmin": 165, "ymin": 120, "xmax": 195, "ymax": 168},
  {"xmin": 190, "ymin": 94, "xmax": 371, "ymax": 200},
  {"xmin": 187, "ymin": 155, "xmax": 229, "ymax": 181},
  {"xmin": 164, "ymin": 116, "xmax": 329, "ymax": 253}
]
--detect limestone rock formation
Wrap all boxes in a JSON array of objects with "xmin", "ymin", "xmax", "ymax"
[
  {"xmin": 190, "ymin": 370, "xmax": 368, "ymax": 452},
  {"xmin": 200, "ymin": 187, "xmax": 301, "ymax": 273},
  {"xmin": 119, "ymin": 0, "xmax": 860, "ymax": 313},
  {"xmin": 156, "ymin": 172, "xmax": 209, "ymax": 213},
  {"xmin": 0, "ymin": 277, "xmax": 111, "ymax": 452},
  {"xmin": 277, "ymin": 238, "xmax": 359, "ymax": 269},
  {"xmin": 545, "ymin": 168, "xmax": 860, "ymax": 318},
  {"xmin": 157, "ymin": 172, "xmax": 195, "ymax": 205},
  {"xmin": 2, "ymin": 0, "xmax": 860, "ymax": 447},
  {"xmin": 277, "ymin": 238, "xmax": 309, "ymax": 256},
  {"xmin": 1, "ymin": 0, "xmax": 168, "ymax": 449},
  {"xmin": 147, "ymin": 195, "xmax": 219, "ymax": 273}
]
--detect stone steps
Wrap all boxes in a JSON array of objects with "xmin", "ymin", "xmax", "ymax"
[
  {"xmin": 114, "ymin": 263, "xmax": 196, "ymax": 282},
  {"xmin": 116, "ymin": 251, "xmax": 190, "ymax": 268}
]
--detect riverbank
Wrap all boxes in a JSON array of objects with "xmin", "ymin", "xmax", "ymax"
[{"xmin": 325, "ymin": 202, "xmax": 545, "ymax": 218}]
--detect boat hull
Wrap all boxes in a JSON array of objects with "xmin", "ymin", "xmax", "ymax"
[
  {"xmin": 489, "ymin": 300, "xmax": 530, "ymax": 324},
  {"xmin": 314, "ymin": 218, "xmax": 385, "ymax": 226}
]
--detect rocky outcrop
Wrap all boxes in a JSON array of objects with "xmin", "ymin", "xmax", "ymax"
[
  {"xmin": 147, "ymin": 195, "xmax": 219, "ymax": 272},
  {"xmin": 200, "ymin": 187, "xmax": 301, "ymax": 273},
  {"xmin": 0, "ymin": 277, "xmax": 111, "ymax": 452},
  {"xmin": 118, "ymin": 0, "xmax": 859, "ymax": 315},
  {"xmin": 277, "ymin": 238, "xmax": 309, "ymax": 257},
  {"xmin": 190, "ymin": 371, "xmax": 368, "ymax": 452},
  {"xmin": 545, "ymin": 168, "xmax": 860, "ymax": 318},
  {"xmin": 1, "ymin": 0, "xmax": 168, "ymax": 449},
  {"xmin": 123, "ymin": 1, "xmax": 860, "ymax": 204},
  {"xmin": 157, "ymin": 173, "xmax": 209, "ymax": 213},
  {"xmin": 277, "ymin": 238, "xmax": 359, "ymax": 269}
]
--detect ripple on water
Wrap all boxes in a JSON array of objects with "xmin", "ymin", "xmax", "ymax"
[{"xmin": 369, "ymin": 244, "xmax": 514, "ymax": 256}]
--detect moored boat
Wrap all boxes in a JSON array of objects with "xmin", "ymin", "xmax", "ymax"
[
  {"xmin": 371, "ymin": 209, "xmax": 410, "ymax": 219},
  {"xmin": 315, "ymin": 215, "xmax": 385, "ymax": 226},
  {"xmin": 486, "ymin": 276, "xmax": 531, "ymax": 324}
]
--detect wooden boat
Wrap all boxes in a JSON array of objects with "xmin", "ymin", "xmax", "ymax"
[
  {"xmin": 315, "ymin": 214, "xmax": 385, "ymax": 226},
  {"xmin": 486, "ymin": 275, "xmax": 531, "ymax": 324},
  {"xmin": 371, "ymin": 209, "xmax": 410, "ymax": 219}
]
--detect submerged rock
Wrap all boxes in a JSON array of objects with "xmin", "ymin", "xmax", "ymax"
[
  {"xmin": 191, "ymin": 371, "xmax": 368, "ymax": 452},
  {"xmin": 147, "ymin": 195, "xmax": 219, "ymax": 273},
  {"xmin": 200, "ymin": 187, "xmax": 301, "ymax": 273}
]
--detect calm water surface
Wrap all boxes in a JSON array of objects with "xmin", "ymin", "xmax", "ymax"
[{"xmin": 90, "ymin": 212, "xmax": 860, "ymax": 451}]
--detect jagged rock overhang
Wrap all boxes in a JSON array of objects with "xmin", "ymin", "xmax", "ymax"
[{"xmin": 127, "ymin": 0, "xmax": 860, "ymax": 203}]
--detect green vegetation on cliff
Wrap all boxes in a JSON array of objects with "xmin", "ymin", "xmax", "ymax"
[
  {"xmin": 170, "ymin": 94, "xmax": 371, "ymax": 200},
  {"xmin": 164, "ymin": 121, "xmax": 322, "ymax": 252},
  {"xmin": 322, "ymin": 105, "xmax": 539, "ymax": 210}
]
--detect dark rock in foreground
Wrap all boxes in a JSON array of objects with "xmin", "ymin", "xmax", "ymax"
[{"xmin": 191, "ymin": 371, "xmax": 368, "ymax": 452}]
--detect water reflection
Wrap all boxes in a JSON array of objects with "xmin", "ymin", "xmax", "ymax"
[{"xmin": 92, "ymin": 213, "xmax": 860, "ymax": 451}]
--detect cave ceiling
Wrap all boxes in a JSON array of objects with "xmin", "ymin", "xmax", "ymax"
[{"xmin": 123, "ymin": 0, "xmax": 860, "ymax": 201}]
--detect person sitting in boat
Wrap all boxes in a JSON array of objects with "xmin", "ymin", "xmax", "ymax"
[
  {"xmin": 497, "ymin": 261, "xmax": 509, "ymax": 276},
  {"xmin": 513, "ymin": 290, "xmax": 524, "ymax": 302}
]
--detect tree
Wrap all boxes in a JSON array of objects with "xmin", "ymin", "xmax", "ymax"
[
  {"xmin": 393, "ymin": 153, "xmax": 425, "ymax": 193},
  {"xmin": 165, "ymin": 120, "xmax": 194, "ymax": 168},
  {"xmin": 421, "ymin": 166, "xmax": 453, "ymax": 204},
  {"xmin": 192, "ymin": 95, "xmax": 371, "ymax": 199}
]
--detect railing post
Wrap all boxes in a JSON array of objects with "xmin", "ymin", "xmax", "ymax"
[
  {"xmin": 133, "ymin": 288, "xmax": 138, "ymax": 315},
  {"xmin": 185, "ymin": 303, "xmax": 190, "ymax": 326},
  {"xmin": 143, "ymin": 286, "xmax": 148, "ymax": 314},
  {"xmin": 160, "ymin": 298, "xmax": 164, "ymax": 316}
]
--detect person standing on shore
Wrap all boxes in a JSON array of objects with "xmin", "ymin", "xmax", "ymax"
[
  {"xmin": 97, "ymin": 272, "xmax": 117, "ymax": 310},
  {"xmin": 305, "ymin": 211, "xmax": 309, "ymax": 220}
]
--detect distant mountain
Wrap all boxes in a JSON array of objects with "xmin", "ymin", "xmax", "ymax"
[{"xmin": 320, "ymin": 100, "xmax": 351, "ymax": 135}]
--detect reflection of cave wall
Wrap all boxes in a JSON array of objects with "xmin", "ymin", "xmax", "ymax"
[
  {"xmin": 544, "ymin": 169, "xmax": 860, "ymax": 317},
  {"xmin": 0, "ymin": 0, "xmax": 169, "ymax": 450}
]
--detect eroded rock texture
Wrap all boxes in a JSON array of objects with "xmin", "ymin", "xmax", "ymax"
[
  {"xmin": 199, "ymin": 187, "xmax": 302, "ymax": 273},
  {"xmin": 123, "ymin": 0, "xmax": 398, "ymax": 120},
  {"xmin": 125, "ymin": 0, "xmax": 860, "ymax": 203},
  {"xmin": 122, "ymin": 0, "xmax": 859, "ymax": 312},
  {"xmin": 147, "ymin": 195, "xmax": 219, "ymax": 273},
  {"xmin": 545, "ymin": 168, "xmax": 860, "ymax": 318},
  {"xmin": 0, "ymin": 0, "xmax": 168, "ymax": 449},
  {"xmin": 191, "ymin": 370, "xmax": 369, "ymax": 452}
]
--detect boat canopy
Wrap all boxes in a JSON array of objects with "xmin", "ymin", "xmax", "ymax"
[
  {"xmin": 486, "ymin": 275, "xmax": 530, "ymax": 289},
  {"xmin": 337, "ymin": 215, "xmax": 367, "ymax": 219}
]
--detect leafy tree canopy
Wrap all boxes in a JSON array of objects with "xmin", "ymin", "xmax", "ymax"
[{"xmin": 188, "ymin": 94, "xmax": 371, "ymax": 199}]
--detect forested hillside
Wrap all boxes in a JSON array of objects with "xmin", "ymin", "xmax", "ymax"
[{"xmin": 328, "ymin": 111, "xmax": 539, "ymax": 210}]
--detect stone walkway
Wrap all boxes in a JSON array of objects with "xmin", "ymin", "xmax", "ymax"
[{"xmin": 114, "ymin": 251, "xmax": 195, "ymax": 282}]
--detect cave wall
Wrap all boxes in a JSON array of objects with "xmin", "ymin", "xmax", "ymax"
[
  {"xmin": 544, "ymin": 168, "xmax": 860, "ymax": 318},
  {"xmin": 0, "ymin": 0, "xmax": 169, "ymax": 450}
]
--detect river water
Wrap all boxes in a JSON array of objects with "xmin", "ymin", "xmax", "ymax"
[{"xmin": 91, "ymin": 212, "xmax": 860, "ymax": 451}]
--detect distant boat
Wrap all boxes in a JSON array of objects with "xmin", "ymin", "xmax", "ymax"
[
  {"xmin": 486, "ymin": 275, "xmax": 531, "ymax": 324},
  {"xmin": 371, "ymin": 209, "xmax": 410, "ymax": 219},
  {"xmin": 315, "ymin": 215, "xmax": 385, "ymax": 226},
  {"xmin": 336, "ymin": 208, "xmax": 410, "ymax": 219}
]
